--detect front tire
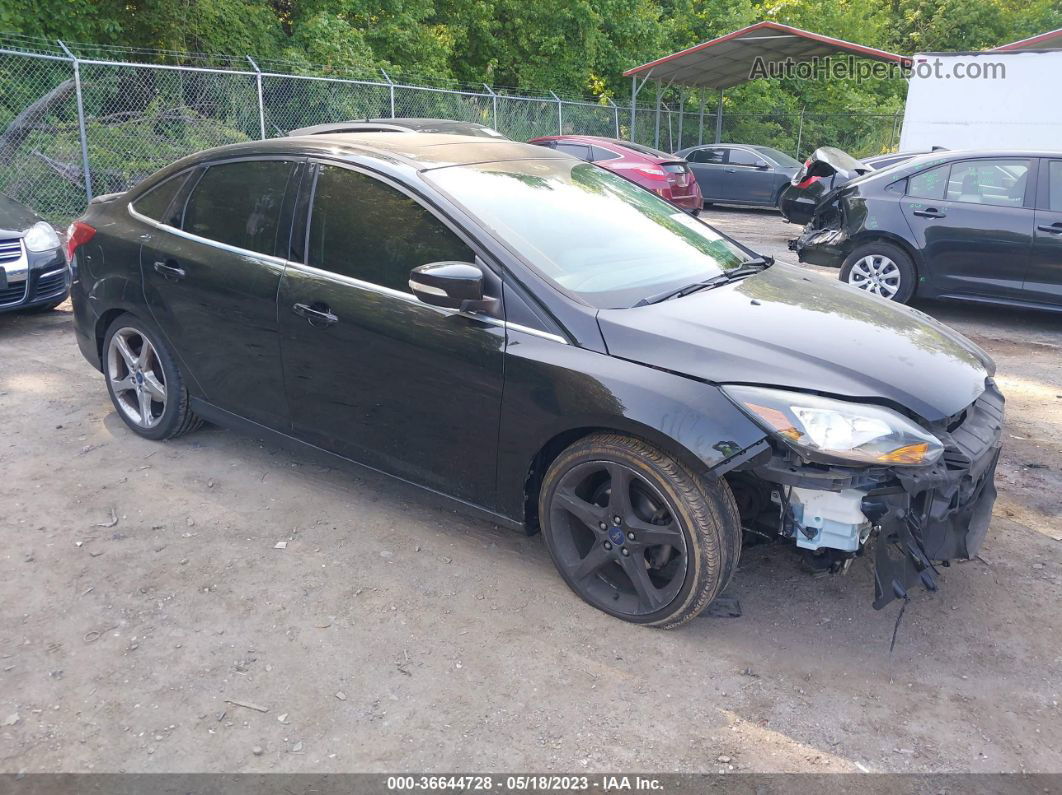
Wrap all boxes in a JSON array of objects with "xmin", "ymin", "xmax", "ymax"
[
  {"xmin": 102, "ymin": 313, "xmax": 202, "ymax": 440},
  {"xmin": 839, "ymin": 242, "xmax": 917, "ymax": 303},
  {"xmin": 539, "ymin": 433, "xmax": 741, "ymax": 629}
]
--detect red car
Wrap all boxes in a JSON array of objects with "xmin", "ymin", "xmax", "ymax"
[{"xmin": 528, "ymin": 135, "xmax": 703, "ymax": 212}]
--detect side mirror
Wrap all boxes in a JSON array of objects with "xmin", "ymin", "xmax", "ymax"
[{"xmin": 409, "ymin": 261, "xmax": 485, "ymax": 311}]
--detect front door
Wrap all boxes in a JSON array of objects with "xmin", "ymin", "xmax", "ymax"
[
  {"xmin": 140, "ymin": 158, "xmax": 299, "ymax": 428},
  {"xmin": 278, "ymin": 163, "xmax": 505, "ymax": 507},
  {"xmin": 686, "ymin": 147, "xmax": 728, "ymax": 201},
  {"xmin": 722, "ymin": 147, "xmax": 775, "ymax": 204},
  {"xmin": 1025, "ymin": 158, "xmax": 1062, "ymax": 307},
  {"xmin": 900, "ymin": 158, "xmax": 1035, "ymax": 301}
]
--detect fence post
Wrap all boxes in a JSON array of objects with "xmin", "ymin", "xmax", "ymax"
[
  {"xmin": 654, "ymin": 81, "xmax": 662, "ymax": 149},
  {"xmin": 714, "ymin": 88, "xmax": 724, "ymax": 144},
  {"xmin": 57, "ymin": 40, "xmax": 93, "ymax": 203},
  {"xmin": 795, "ymin": 105, "xmax": 805, "ymax": 159},
  {"xmin": 246, "ymin": 56, "xmax": 266, "ymax": 140},
  {"xmin": 381, "ymin": 69, "xmax": 395, "ymax": 117},
  {"xmin": 676, "ymin": 89, "xmax": 684, "ymax": 152},
  {"xmin": 607, "ymin": 97, "xmax": 619, "ymax": 138},
  {"xmin": 483, "ymin": 83, "xmax": 498, "ymax": 131},
  {"xmin": 550, "ymin": 91, "xmax": 562, "ymax": 134},
  {"xmin": 697, "ymin": 88, "xmax": 705, "ymax": 146}
]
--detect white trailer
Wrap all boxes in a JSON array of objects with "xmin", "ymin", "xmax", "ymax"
[{"xmin": 899, "ymin": 50, "xmax": 1062, "ymax": 151}]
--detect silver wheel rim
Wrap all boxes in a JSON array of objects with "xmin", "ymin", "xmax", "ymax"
[
  {"xmin": 848, "ymin": 254, "xmax": 901, "ymax": 299},
  {"xmin": 107, "ymin": 327, "xmax": 167, "ymax": 429}
]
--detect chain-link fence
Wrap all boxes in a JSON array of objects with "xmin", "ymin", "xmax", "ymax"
[{"xmin": 0, "ymin": 40, "xmax": 903, "ymax": 226}]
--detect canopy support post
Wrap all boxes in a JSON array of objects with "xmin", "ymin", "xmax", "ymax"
[
  {"xmin": 629, "ymin": 71, "xmax": 652, "ymax": 142},
  {"xmin": 714, "ymin": 88, "xmax": 724, "ymax": 144}
]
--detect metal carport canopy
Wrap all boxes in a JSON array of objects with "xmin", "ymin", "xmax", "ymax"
[
  {"xmin": 624, "ymin": 21, "xmax": 908, "ymax": 89},
  {"xmin": 621, "ymin": 21, "xmax": 908, "ymax": 148}
]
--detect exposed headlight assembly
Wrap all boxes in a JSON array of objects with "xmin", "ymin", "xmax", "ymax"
[
  {"xmin": 23, "ymin": 221, "xmax": 61, "ymax": 252},
  {"xmin": 724, "ymin": 385, "xmax": 943, "ymax": 467}
]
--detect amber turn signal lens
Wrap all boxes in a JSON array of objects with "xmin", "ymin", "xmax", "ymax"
[
  {"xmin": 878, "ymin": 442, "xmax": 931, "ymax": 464},
  {"xmin": 746, "ymin": 402, "xmax": 802, "ymax": 441}
]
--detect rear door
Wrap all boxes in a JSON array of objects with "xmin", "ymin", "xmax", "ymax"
[
  {"xmin": 685, "ymin": 147, "xmax": 728, "ymax": 200},
  {"xmin": 722, "ymin": 147, "xmax": 775, "ymax": 204},
  {"xmin": 278, "ymin": 162, "xmax": 505, "ymax": 505},
  {"xmin": 1025, "ymin": 158, "xmax": 1062, "ymax": 306},
  {"xmin": 139, "ymin": 157, "xmax": 299, "ymax": 428},
  {"xmin": 900, "ymin": 157, "xmax": 1035, "ymax": 301}
]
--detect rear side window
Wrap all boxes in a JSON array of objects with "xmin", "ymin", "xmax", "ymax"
[
  {"xmin": 728, "ymin": 149, "xmax": 760, "ymax": 167},
  {"xmin": 591, "ymin": 146, "xmax": 621, "ymax": 162},
  {"xmin": 907, "ymin": 164, "xmax": 949, "ymax": 201},
  {"xmin": 945, "ymin": 159, "xmax": 1029, "ymax": 207},
  {"xmin": 182, "ymin": 160, "xmax": 294, "ymax": 255},
  {"xmin": 555, "ymin": 142, "xmax": 592, "ymax": 161},
  {"xmin": 307, "ymin": 165, "xmax": 474, "ymax": 293},
  {"xmin": 688, "ymin": 148, "xmax": 725, "ymax": 164},
  {"xmin": 1050, "ymin": 161, "xmax": 1062, "ymax": 211},
  {"xmin": 132, "ymin": 174, "xmax": 188, "ymax": 223}
]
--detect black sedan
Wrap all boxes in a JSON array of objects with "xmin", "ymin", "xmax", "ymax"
[
  {"xmin": 791, "ymin": 150, "xmax": 1062, "ymax": 309},
  {"xmin": 69, "ymin": 133, "xmax": 1002, "ymax": 627},
  {"xmin": 676, "ymin": 144, "xmax": 800, "ymax": 209},
  {"xmin": 0, "ymin": 194, "xmax": 68, "ymax": 313}
]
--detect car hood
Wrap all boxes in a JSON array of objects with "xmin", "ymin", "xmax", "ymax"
[
  {"xmin": 597, "ymin": 264, "xmax": 993, "ymax": 422},
  {"xmin": 0, "ymin": 194, "xmax": 41, "ymax": 236}
]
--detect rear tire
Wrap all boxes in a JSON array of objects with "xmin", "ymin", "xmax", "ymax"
[
  {"xmin": 539, "ymin": 433, "xmax": 741, "ymax": 629},
  {"xmin": 102, "ymin": 313, "xmax": 202, "ymax": 441},
  {"xmin": 839, "ymin": 241, "xmax": 917, "ymax": 303}
]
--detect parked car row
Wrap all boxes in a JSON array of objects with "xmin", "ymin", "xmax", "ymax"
[{"xmin": 59, "ymin": 126, "xmax": 1005, "ymax": 627}]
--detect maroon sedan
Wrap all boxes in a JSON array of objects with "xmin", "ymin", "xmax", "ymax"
[{"xmin": 528, "ymin": 135, "xmax": 703, "ymax": 211}]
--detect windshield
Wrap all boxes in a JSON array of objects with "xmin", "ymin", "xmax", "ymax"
[
  {"xmin": 426, "ymin": 159, "xmax": 752, "ymax": 308},
  {"xmin": 754, "ymin": 146, "xmax": 800, "ymax": 168}
]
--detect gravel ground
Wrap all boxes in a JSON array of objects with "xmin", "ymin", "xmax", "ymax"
[{"xmin": 1, "ymin": 207, "xmax": 1060, "ymax": 774}]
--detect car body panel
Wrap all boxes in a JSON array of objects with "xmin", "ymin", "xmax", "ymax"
[
  {"xmin": 0, "ymin": 194, "xmax": 68, "ymax": 312},
  {"xmin": 597, "ymin": 263, "xmax": 991, "ymax": 422},
  {"xmin": 792, "ymin": 149, "xmax": 1062, "ymax": 312},
  {"xmin": 780, "ymin": 146, "xmax": 873, "ymax": 225},
  {"xmin": 676, "ymin": 144, "xmax": 798, "ymax": 207},
  {"xmin": 528, "ymin": 135, "xmax": 702, "ymax": 211}
]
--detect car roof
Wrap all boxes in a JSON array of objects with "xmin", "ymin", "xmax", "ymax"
[
  {"xmin": 289, "ymin": 118, "xmax": 500, "ymax": 137},
  {"xmin": 174, "ymin": 133, "xmax": 571, "ymax": 175}
]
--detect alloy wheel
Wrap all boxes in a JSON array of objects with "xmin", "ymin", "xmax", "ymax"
[
  {"xmin": 847, "ymin": 254, "xmax": 901, "ymax": 299},
  {"xmin": 548, "ymin": 460, "xmax": 688, "ymax": 618},
  {"xmin": 107, "ymin": 327, "xmax": 167, "ymax": 429}
]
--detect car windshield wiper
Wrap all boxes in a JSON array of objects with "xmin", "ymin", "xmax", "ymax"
[{"xmin": 633, "ymin": 256, "xmax": 773, "ymax": 307}]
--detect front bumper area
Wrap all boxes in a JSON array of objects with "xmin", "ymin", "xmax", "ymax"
[
  {"xmin": 0, "ymin": 245, "xmax": 69, "ymax": 313},
  {"xmin": 741, "ymin": 381, "xmax": 1004, "ymax": 609},
  {"xmin": 864, "ymin": 382, "xmax": 1004, "ymax": 608}
]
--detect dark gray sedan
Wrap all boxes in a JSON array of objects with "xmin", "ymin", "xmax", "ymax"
[{"xmin": 676, "ymin": 144, "xmax": 801, "ymax": 209}]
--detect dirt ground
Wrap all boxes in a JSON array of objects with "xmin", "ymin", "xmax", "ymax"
[{"xmin": 1, "ymin": 207, "xmax": 1060, "ymax": 775}]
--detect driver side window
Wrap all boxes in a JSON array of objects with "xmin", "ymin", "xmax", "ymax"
[{"xmin": 306, "ymin": 165, "xmax": 474, "ymax": 293}]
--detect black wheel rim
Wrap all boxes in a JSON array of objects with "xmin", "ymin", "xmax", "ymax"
[{"xmin": 548, "ymin": 460, "xmax": 688, "ymax": 618}]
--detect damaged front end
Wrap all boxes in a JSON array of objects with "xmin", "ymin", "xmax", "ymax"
[{"xmin": 725, "ymin": 381, "xmax": 1004, "ymax": 608}]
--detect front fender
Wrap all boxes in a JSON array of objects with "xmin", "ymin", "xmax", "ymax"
[{"xmin": 496, "ymin": 333, "xmax": 769, "ymax": 522}]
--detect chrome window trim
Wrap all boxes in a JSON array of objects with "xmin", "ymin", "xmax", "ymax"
[
  {"xmin": 130, "ymin": 194, "xmax": 569, "ymax": 346},
  {"xmin": 128, "ymin": 204, "xmax": 288, "ymax": 266}
]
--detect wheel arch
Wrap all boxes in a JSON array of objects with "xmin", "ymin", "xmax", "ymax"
[
  {"xmin": 847, "ymin": 231, "xmax": 923, "ymax": 274},
  {"xmin": 520, "ymin": 417, "xmax": 765, "ymax": 535}
]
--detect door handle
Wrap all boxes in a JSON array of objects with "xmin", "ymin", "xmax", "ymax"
[
  {"xmin": 292, "ymin": 302, "xmax": 338, "ymax": 327},
  {"xmin": 912, "ymin": 208, "xmax": 946, "ymax": 218},
  {"xmin": 1037, "ymin": 223, "xmax": 1062, "ymax": 234},
  {"xmin": 153, "ymin": 260, "xmax": 186, "ymax": 281}
]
